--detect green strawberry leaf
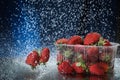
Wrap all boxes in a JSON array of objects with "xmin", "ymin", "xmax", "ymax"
[
  {"xmin": 63, "ymin": 50, "xmax": 72, "ymax": 58},
  {"xmin": 56, "ymin": 43, "xmax": 64, "ymax": 51},
  {"xmin": 76, "ymin": 61, "xmax": 87, "ymax": 69},
  {"xmin": 77, "ymin": 54, "xmax": 84, "ymax": 63},
  {"xmin": 97, "ymin": 37, "xmax": 105, "ymax": 46},
  {"xmin": 103, "ymin": 54, "xmax": 111, "ymax": 62},
  {"xmin": 76, "ymin": 55, "xmax": 88, "ymax": 71},
  {"xmin": 76, "ymin": 62, "xmax": 82, "ymax": 66},
  {"xmin": 39, "ymin": 62, "xmax": 46, "ymax": 65}
]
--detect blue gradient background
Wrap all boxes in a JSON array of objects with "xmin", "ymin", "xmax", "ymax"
[{"xmin": 0, "ymin": 0, "xmax": 117, "ymax": 57}]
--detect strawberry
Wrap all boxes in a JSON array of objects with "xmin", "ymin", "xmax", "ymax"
[
  {"xmin": 103, "ymin": 39, "xmax": 111, "ymax": 46},
  {"xmin": 97, "ymin": 38, "xmax": 111, "ymax": 46},
  {"xmin": 99, "ymin": 53, "xmax": 111, "ymax": 62},
  {"xmin": 89, "ymin": 62, "xmax": 108, "ymax": 75},
  {"xmin": 98, "ymin": 62, "xmax": 109, "ymax": 72},
  {"xmin": 99, "ymin": 46, "xmax": 113, "ymax": 62},
  {"xmin": 72, "ymin": 62, "xmax": 85, "ymax": 74},
  {"xmin": 39, "ymin": 48, "xmax": 50, "ymax": 64},
  {"xmin": 89, "ymin": 63, "xmax": 105, "ymax": 75},
  {"xmin": 87, "ymin": 47, "xmax": 99, "ymax": 56},
  {"xmin": 56, "ymin": 38, "xmax": 68, "ymax": 44},
  {"xmin": 67, "ymin": 35, "xmax": 83, "ymax": 45},
  {"xmin": 74, "ymin": 45, "xmax": 85, "ymax": 53},
  {"xmin": 57, "ymin": 53, "xmax": 64, "ymax": 65},
  {"xmin": 84, "ymin": 32, "xmax": 101, "ymax": 45},
  {"xmin": 58, "ymin": 61, "xmax": 74, "ymax": 74},
  {"xmin": 25, "ymin": 50, "xmax": 39, "ymax": 68},
  {"xmin": 87, "ymin": 47, "xmax": 99, "ymax": 63}
]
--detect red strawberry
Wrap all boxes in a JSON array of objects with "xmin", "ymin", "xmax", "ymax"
[
  {"xmin": 84, "ymin": 32, "xmax": 101, "ymax": 45},
  {"xmin": 67, "ymin": 35, "xmax": 83, "ymax": 45},
  {"xmin": 39, "ymin": 48, "xmax": 50, "ymax": 64},
  {"xmin": 74, "ymin": 45, "xmax": 85, "ymax": 53},
  {"xmin": 87, "ymin": 47, "xmax": 99, "ymax": 62},
  {"xmin": 106, "ymin": 47, "xmax": 113, "ymax": 53},
  {"xmin": 25, "ymin": 50, "xmax": 39, "ymax": 68},
  {"xmin": 98, "ymin": 62, "xmax": 109, "ymax": 72},
  {"xmin": 99, "ymin": 53, "xmax": 111, "ymax": 62},
  {"xmin": 89, "ymin": 63, "xmax": 105, "ymax": 75},
  {"xmin": 103, "ymin": 39, "xmax": 111, "ymax": 46},
  {"xmin": 58, "ymin": 61, "xmax": 74, "ymax": 74},
  {"xmin": 99, "ymin": 46, "xmax": 113, "ymax": 62},
  {"xmin": 56, "ymin": 38, "xmax": 68, "ymax": 44},
  {"xmin": 87, "ymin": 47, "xmax": 99, "ymax": 56},
  {"xmin": 72, "ymin": 62, "xmax": 85, "ymax": 74},
  {"xmin": 57, "ymin": 53, "xmax": 64, "ymax": 65}
]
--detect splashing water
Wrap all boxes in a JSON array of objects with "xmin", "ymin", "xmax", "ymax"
[
  {"xmin": 0, "ymin": 0, "xmax": 119, "ymax": 80},
  {"xmin": 9, "ymin": 0, "xmax": 116, "ymax": 56},
  {"xmin": 0, "ymin": 0, "xmax": 116, "ymax": 57}
]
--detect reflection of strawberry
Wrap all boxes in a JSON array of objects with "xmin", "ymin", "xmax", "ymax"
[
  {"xmin": 89, "ymin": 62, "xmax": 108, "ymax": 75},
  {"xmin": 84, "ymin": 32, "xmax": 101, "ymax": 45},
  {"xmin": 72, "ymin": 62, "xmax": 85, "ymax": 73},
  {"xmin": 75, "ymin": 74, "xmax": 87, "ymax": 80},
  {"xmin": 89, "ymin": 75, "xmax": 104, "ymax": 80},
  {"xmin": 68, "ymin": 35, "xmax": 83, "ymax": 45},
  {"xmin": 39, "ymin": 48, "xmax": 50, "ymax": 64},
  {"xmin": 57, "ymin": 53, "xmax": 64, "ymax": 65},
  {"xmin": 25, "ymin": 51, "xmax": 39, "ymax": 68},
  {"xmin": 58, "ymin": 61, "xmax": 74, "ymax": 74},
  {"xmin": 87, "ymin": 47, "xmax": 99, "ymax": 62},
  {"xmin": 56, "ymin": 38, "xmax": 68, "ymax": 44}
]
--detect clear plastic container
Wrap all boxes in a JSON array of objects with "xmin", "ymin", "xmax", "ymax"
[{"xmin": 55, "ymin": 42, "xmax": 119, "ymax": 75}]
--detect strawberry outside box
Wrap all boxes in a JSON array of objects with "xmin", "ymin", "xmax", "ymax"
[{"xmin": 55, "ymin": 43, "xmax": 119, "ymax": 76}]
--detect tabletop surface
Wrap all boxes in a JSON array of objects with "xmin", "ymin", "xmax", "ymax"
[{"xmin": 0, "ymin": 57, "xmax": 120, "ymax": 80}]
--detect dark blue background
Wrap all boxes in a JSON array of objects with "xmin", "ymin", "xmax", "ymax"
[{"xmin": 0, "ymin": 0, "xmax": 118, "ymax": 57}]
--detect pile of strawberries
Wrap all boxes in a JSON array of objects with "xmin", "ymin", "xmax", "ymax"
[
  {"xmin": 25, "ymin": 48, "xmax": 50, "ymax": 69},
  {"xmin": 56, "ymin": 32, "xmax": 113, "ymax": 75}
]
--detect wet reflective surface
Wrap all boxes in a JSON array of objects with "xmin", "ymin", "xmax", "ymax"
[{"xmin": 0, "ymin": 57, "xmax": 120, "ymax": 80}]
